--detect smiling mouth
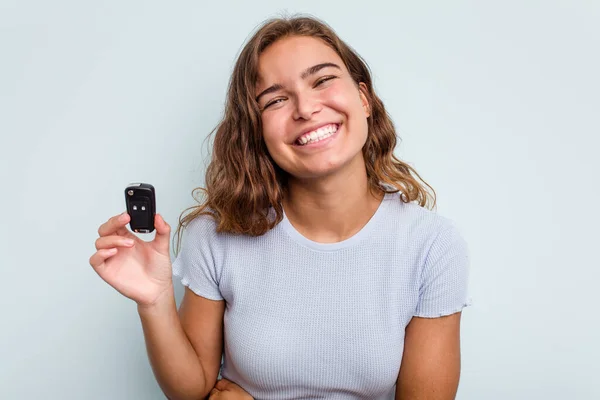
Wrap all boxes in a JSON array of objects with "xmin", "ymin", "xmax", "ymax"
[{"xmin": 294, "ymin": 123, "xmax": 340, "ymax": 146}]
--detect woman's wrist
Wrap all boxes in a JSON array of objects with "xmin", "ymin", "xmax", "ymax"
[{"xmin": 136, "ymin": 285, "xmax": 176, "ymax": 316}]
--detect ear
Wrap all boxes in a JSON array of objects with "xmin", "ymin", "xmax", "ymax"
[{"xmin": 358, "ymin": 82, "xmax": 371, "ymax": 118}]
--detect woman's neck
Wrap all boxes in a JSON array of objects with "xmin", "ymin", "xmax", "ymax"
[{"xmin": 283, "ymin": 160, "xmax": 384, "ymax": 243}]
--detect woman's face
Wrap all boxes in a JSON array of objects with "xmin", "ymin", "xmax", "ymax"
[{"xmin": 256, "ymin": 35, "xmax": 370, "ymax": 181}]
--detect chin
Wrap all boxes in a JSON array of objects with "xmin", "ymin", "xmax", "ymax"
[{"xmin": 292, "ymin": 160, "xmax": 350, "ymax": 181}]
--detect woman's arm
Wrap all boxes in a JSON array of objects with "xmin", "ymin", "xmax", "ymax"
[
  {"xmin": 395, "ymin": 312, "xmax": 462, "ymax": 400},
  {"xmin": 139, "ymin": 287, "xmax": 225, "ymax": 400}
]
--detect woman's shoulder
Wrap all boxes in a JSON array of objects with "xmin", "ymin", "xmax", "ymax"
[
  {"xmin": 182, "ymin": 210, "xmax": 217, "ymax": 230},
  {"xmin": 179, "ymin": 211, "xmax": 227, "ymax": 247},
  {"xmin": 181, "ymin": 210, "xmax": 267, "ymax": 246},
  {"xmin": 385, "ymin": 191, "xmax": 462, "ymax": 237}
]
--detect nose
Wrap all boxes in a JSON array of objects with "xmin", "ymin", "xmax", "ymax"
[{"xmin": 292, "ymin": 92, "xmax": 322, "ymax": 121}]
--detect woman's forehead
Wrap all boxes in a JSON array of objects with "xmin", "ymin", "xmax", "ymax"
[
  {"xmin": 256, "ymin": 37, "xmax": 344, "ymax": 84},
  {"xmin": 259, "ymin": 37, "xmax": 340, "ymax": 71}
]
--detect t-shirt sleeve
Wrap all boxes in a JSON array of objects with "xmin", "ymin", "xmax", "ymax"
[
  {"xmin": 171, "ymin": 216, "xmax": 224, "ymax": 301},
  {"xmin": 414, "ymin": 222, "xmax": 472, "ymax": 318}
]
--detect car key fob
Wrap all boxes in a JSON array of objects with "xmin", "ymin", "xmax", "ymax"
[{"xmin": 124, "ymin": 182, "xmax": 156, "ymax": 233}]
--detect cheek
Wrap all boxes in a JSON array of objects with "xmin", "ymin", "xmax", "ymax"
[
  {"xmin": 323, "ymin": 84, "xmax": 363, "ymax": 115},
  {"xmin": 261, "ymin": 114, "xmax": 289, "ymax": 154},
  {"xmin": 261, "ymin": 113, "xmax": 279, "ymax": 138},
  {"xmin": 322, "ymin": 86, "xmax": 347, "ymax": 109}
]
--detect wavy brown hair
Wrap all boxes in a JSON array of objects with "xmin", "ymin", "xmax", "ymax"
[{"xmin": 173, "ymin": 14, "xmax": 436, "ymax": 255}]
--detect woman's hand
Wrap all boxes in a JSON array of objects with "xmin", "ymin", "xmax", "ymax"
[
  {"xmin": 89, "ymin": 212, "xmax": 174, "ymax": 307},
  {"xmin": 208, "ymin": 379, "xmax": 253, "ymax": 399}
]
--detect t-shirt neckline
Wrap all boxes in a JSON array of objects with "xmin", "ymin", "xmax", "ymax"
[{"xmin": 280, "ymin": 192, "xmax": 395, "ymax": 252}]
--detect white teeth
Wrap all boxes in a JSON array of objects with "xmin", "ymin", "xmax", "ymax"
[{"xmin": 296, "ymin": 124, "xmax": 339, "ymax": 145}]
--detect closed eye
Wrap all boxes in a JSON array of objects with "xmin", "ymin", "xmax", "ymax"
[
  {"xmin": 263, "ymin": 97, "xmax": 286, "ymax": 110},
  {"xmin": 261, "ymin": 76, "xmax": 337, "ymax": 110},
  {"xmin": 314, "ymin": 75, "xmax": 337, "ymax": 87}
]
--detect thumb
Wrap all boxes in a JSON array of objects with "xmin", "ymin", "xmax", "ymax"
[{"xmin": 153, "ymin": 213, "xmax": 171, "ymax": 253}]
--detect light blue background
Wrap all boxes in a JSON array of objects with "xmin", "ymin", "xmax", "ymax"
[{"xmin": 1, "ymin": 0, "xmax": 599, "ymax": 398}]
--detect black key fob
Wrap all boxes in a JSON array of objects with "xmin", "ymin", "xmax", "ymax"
[{"xmin": 124, "ymin": 183, "xmax": 156, "ymax": 233}]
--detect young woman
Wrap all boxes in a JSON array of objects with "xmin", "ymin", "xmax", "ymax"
[{"xmin": 90, "ymin": 15, "xmax": 471, "ymax": 400}]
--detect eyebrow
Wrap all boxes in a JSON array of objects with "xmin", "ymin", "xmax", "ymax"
[{"xmin": 255, "ymin": 62, "xmax": 342, "ymax": 103}]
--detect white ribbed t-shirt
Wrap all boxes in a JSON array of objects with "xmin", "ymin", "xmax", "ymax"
[{"xmin": 172, "ymin": 192, "xmax": 471, "ymax": 399}]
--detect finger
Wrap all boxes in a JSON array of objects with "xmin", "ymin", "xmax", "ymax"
[
  {"xmin": 98, "ymin": 212, "xmax": 130, "ymax": 237},
  {"xmin": 95, "ymin": 235, "xmax": 135, "ymax": 251},
  {"xmin": 89, "ymin": 248, "xmax": 118, "ymax": 269},
  {"xmin": 153, "ymin": 214, "xmax": 171, "ymax": 253},
  {"xmin": 216, "ymin": 378, "xmax": 235, "ymax": 391},
  {"xmin": 214, "ymin": 379, "xmax": 226, "ymax": 390},
  {"xmin": 209, "ymin": 388, "xmax": 220, "ymax": 398}
]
